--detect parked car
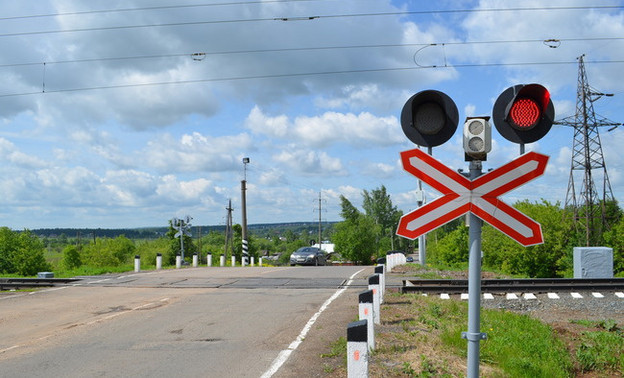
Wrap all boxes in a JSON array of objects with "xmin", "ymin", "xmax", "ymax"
[{"xmin": 290, "ymin": 247, "xmax": 327, "ymax": 266}]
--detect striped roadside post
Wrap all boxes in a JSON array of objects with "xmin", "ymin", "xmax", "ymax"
[
  {"xmin": 374, "ymin": 265, "xmax": 385, "ymax": 303},
  {"xmin": 358, "ymin": 290, "xmax": 375, "ymax": 351},
  {"xmin": 368, "ymin": 274, "xmax": 381, "ymax": 325},
  {"xmin": 156, "ymin": 253, "xmax": 162, "ymax": 270},
  {"xmin": 347, "ymin": 320, "xmax": 368, "ymax": 378}
]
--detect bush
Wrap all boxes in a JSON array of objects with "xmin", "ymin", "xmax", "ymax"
[
  {"xmin": 62, "ymin": 245, "xmax": 82, "ymax": 270},
  {"xmin": 0, "ymin": 228, "xmax": 50, "ymax": 276}
]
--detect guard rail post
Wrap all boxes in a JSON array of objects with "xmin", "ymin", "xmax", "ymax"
[
  {"xmin": 156, "ymin": 253, "xmax": 162, "ymax": 270},
  {"xmin": 347, "ymin": 320, "xmax": 369, "ymax": 378},
  {"xmin": 368, "ymin": 274, "xmax": 381, "ymax": 325},
  {"xmin": 134, "ymin": 255, "xmax": 140, "ymax": 273},
  {"xmin": 358, "ymin": 289, "xmax": 375, "ymax": 351},
  {"xmin": 374, "ymin": 264, "xmax": 385, "ymax": 303}
]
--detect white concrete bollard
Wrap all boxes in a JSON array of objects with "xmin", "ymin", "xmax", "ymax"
[
  {"xmin": 374, "ymin": 265, "xmax": 385, "ymax": 304},
  {"xmin": 220, "ymin": 255, "xmax": 225, "ymax": 267},
  {"xmin": 192, "ymin": 253, "xmax": 198, "ymax": 267},
  {"xmin": 358, "ymin": 290, "xmax": 375, "ymax": 351},
  {"xmin": 207, "ymin": 253, "xmax": 212, "ymax": 267},
  {"xmin": 176, "ymin": 255, "xmax": 182, "ymax": 269},
  {"xmin": 347, "ymin": 320, "xmax": 369, "ymax": 378},
  {"xmin": 250, "ymin": 257, "xmax": 254, "ymax": 267},
  {"xmin": 231, "ymin": 256, "xmax": 236, "ymax": 267},
  {"xmin": 259, "ymin": 257, "xmax": 263, "ymax": 267},
  {"xmin": 156, "ymin": 253, "xmax": 162, "ymax": 270},
  {"xmin": 134, "ymin": 255, "xmax": 140, "ymax": 273},
  {"xmin": 368, "ymin": 274, "xmax": 381, "ymax": 325}
]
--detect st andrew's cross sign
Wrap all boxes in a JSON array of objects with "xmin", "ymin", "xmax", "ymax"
[{"xmin": 396, "ymin": 149, "xmax": 549, "ymax": 247}]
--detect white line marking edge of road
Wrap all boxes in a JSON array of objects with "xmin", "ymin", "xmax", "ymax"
[{"xmin": 260, "ymin": 268, "xmax": 366, "ymax": 378}]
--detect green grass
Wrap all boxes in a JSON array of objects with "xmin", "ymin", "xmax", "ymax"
[
  {"xmin": 53, "ymin": 264, "xmax": 135, "ymax": 277},
  {"xmin": 571, "ymin": 319, "xmax": 624, "ymax": 373},
  {"xmin": 416, "ymin": 295, "xmax": 574, "ymax": 377}
]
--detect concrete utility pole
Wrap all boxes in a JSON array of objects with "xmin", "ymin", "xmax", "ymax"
[
  {"xmin": 318, "ymin": 191, "xmax": 322, "ymax": 250},
  {"xmin": 241, "ymin": 157, "xmax": 250, "ymax": 262},
  {"xmin": 225, "ymin": 199, "xmax": 234, "ymax": 260}
]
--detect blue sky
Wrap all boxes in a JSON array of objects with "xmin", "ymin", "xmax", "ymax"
[{"xmin": 1, "ymin": 0, "xmax": 623, "ymax": 229}]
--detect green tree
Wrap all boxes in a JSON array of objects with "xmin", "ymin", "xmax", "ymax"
[
  {"xmin": 428, "ymin": 223, "xmax": 469, "ymax": 267},
  {"xmin": 0, "ymin": 228, "xmax": 50, "ymax": 275},
  {"xmin": 82, "ymin": 236, "xmax": 136, "ymax": 267},
  {"xmin": 333, "ymin": 215, "xmax": 379, "ymax": 264},
  {"xmin": 13, "ymin": 230, "xmax": 51, "ymax": 275},
  {"xmin": 339, "ymin": 195, "xmax": 361, "ymax": 222},
  {"xmin": 62, "ymin": 245, "xmax": 82, "ymax": 270},
  {"xmin": 0, "ymin": 227, "xmax": 18, "ymax": 273},
  {"xmin": 604, "ymin": 213, "xmax": 624, "ymax": 275},
  {"xmin": 482, "ymin": 200, "xmax": 575, "ymax": 277}
]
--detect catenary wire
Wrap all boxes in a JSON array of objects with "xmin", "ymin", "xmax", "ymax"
[
  {"xmin": 2, "ymin": 58, "xmax": 624, "ymax": 99},
  {"xmin": 2, "ymin": 37, "xmax": 623, "ymax": 69},
  {"xmin": 0, "ymin": 0, "xmax": 329, "ymax": 21},
  {"xmin": 1, "ymin": 6, "xmax": 623, "ymax": 38}
]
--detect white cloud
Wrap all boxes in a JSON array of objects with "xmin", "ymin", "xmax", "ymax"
[
  {"xmin": 0, "ymin": 138, "xmax": 49, "ymax": 168},
  {"xmin": 273, "ymin": 149, "xmax": 346, "ymax": 176},
  {"xmin": 246, "ymin": 107, "xmax": 403, "ymax": 148},
  {"xmin": 141, "ymin": 132, "xmax": 253, "ymax": 173}
]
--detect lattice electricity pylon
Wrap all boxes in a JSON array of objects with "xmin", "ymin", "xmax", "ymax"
[{"xmin": 555, "ymin": 54, "xmax": 621, "ymax": 246}]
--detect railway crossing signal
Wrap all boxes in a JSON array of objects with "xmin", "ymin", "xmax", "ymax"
[
  {"xmin": 492, "ymin": 84, "xmax": 555, "ymax": 144},
  {"xmin": 397, "ymin": 84, "xmax": 554, "ymax": 378},
  {"xmin": 400, "ymin": 90, "xmax": 459, "ymax": 147}
]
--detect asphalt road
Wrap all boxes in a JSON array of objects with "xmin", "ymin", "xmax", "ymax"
[{"xmin": 0, "ymin": 266, "xmax": 372, "ymax": 377}]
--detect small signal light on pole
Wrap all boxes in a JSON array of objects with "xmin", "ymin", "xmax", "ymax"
[
  {"xmin": 400, "ymin": 90, "xmax": 459, "ymax": 147},
  {"xmin": 463, "ymin": 117, "xmax": 491, "ymax": 160},
  {"xmin": 492, "ymin": 84, "xmax": 555, "ymax": 145}
]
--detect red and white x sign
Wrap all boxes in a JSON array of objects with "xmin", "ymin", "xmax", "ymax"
[{"xmin": 396, "ymin": 149, "xmax": 549, "ymax": 246}]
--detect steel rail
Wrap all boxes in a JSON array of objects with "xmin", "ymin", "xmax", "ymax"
[{"xmin": 401, "ymin": 278, "xmax": 624, "ymax": 294}]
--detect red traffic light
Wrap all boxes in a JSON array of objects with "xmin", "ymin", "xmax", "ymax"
[
  {"xmin": 400, "ymin": 90, "xmax": 459, "ymax": 147},
  {"xmin": 492, "ymin": 84, "xmax": 554, "ymax": 144},
  {"xmin": 509, "ymin": 98, "xmax": 540, "ymax": 128}
]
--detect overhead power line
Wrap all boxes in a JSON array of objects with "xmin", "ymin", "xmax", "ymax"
[
  {"xmin": 1, "ymin": 5, "xmax": 623, "ymax": 38},
  {"xmin": 2, "ymin": 37, "xmax": 623, "ymax": 69},
  {"xmin": 0, "ymin": 0, "xmax": 327, "ymax": 21},
  {"xmin": 2, "ymin": 58, "xmax": 624, "ymax": 99}
]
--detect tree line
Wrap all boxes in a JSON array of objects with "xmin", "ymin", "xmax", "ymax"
[
  {"xmin": 332, "ymin": 186, "xmax": 623, "ymax": 277},
  {"xmin": 1, "ymin": 186, "xmax": 622, "ymax": 277}
]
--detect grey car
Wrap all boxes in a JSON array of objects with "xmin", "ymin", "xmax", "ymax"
[{"xmin": 289, "ymin": 247, "xmax": 327, "ymax": 266}]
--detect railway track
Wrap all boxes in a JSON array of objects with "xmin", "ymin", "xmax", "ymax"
[
  {"xmin": 401, "ymin": 278, "xmax": 624, "ymax": 294},
  {"xmin": 0, "ymin": 278, "xmax": 81, "ymax": 291}
]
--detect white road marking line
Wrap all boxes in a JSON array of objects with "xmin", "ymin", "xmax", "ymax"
[
  {"xmin": 261, "ymin": 268, "xmax": 366, "ymax": 378},
  {"xmin": 0, "ymin": 345, "xmax": 20, "ymax": 354}
]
